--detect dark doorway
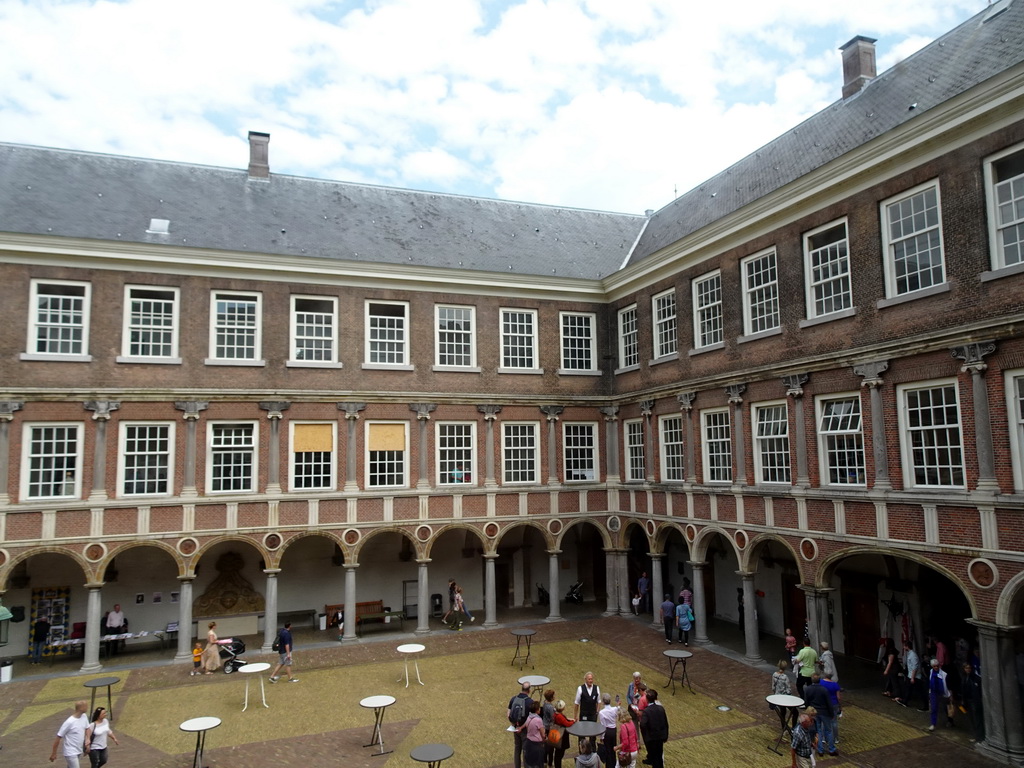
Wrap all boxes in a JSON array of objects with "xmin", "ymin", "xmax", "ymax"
[
  {"xmin": 781, "ymin": 572, "xmax": 807, "ymax": 639},
  {"xmin": 841, "ymin": 575, "xmax": 881, "ymax": 661}
]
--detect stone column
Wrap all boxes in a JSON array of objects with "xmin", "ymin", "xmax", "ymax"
[
  {"xmin": 416, "ymin": 559, "xmax": 431, "ymax": 634},
  {"xmin": 478, "ymin": 405, "xmax": 502, "ymax": 488},
  {"xmin": 84, "ymin": 401, "xmax": 120, "ymax": 501},
  {"xmin": 603, "ymin": 549, "xmax": 620, "ymax": 615},
  {"xmin": 640, "ymin": 400, "xmax": 655, "ymax": 483},
  {"xmin": 0, "ymin": 402, "xmax": 23, "ymax": 506},
  {"xmin": 783, "ymin": 374, "xmax": 810, "ymax": 487},
  {"xmin": 739, "ymin": 571, "xmax": 761, "ymax": 662},
  {"xmin": 80, "ymin": 584, "xmax": 104, "ymax": 673},
  {"xmin": 175, "ymin": 401, "xmax": 209, "ymax": 497},
  {"xmin": 650, "ymin": 554, "xmax": 665, "ymax": 626},
  {"xmin": 337, "ymin": 403, "xmax": 366, "ymax": 492},
  {"xmin": 175, "ymin": 577, "xmax": 194, "ymax": 661},
  {"xmin": 690, "ymin": 562, "xmax": 710, "ymax": 644},
  {"xmin": 617, "ymin": 551, "xmax": 631, "ymax": 616},
  {"xmin": 677, "ymin": 392, "xmax": 696, "ymax": 483},
  {"xmin": 952, "ymin": 343, "xmax": 999, "ymax": 493},
  {"xmin": 343, "ymin": 564, "xmax": 359, "ymax": 640},
  {"xmin": 600, "ymin": 406, "xmax": 620, "ymax": 484},
  {"xmin": 801, "ymin": 585, "xmax": 834, "ymax": 650},
  {"xmin": 726, "ymin": 385, "xmax": 747, "ymax": 486},
  {"xmin": 259, "ymin": 401, "xmax": 290, "ymax": 494},
  {"xmin": 262, "ymin": 570, "xmax": 280, "ymax": 653},
  {"xmin": 484, "ymin": 553, "xmax": 498, "ymax": 627},
  {"xmin": 970, "ymin": 620, "xmax": 1024, "ymax": 764},
  {"xmin": 546, "ymin": 550, "xmax": 563, "ymax": 622},
  {"xmin": 540, "ymin": 405, "xmax": 565, "ymax": 486},
  {"xmin": 410, "ymin": 404, "xmax": 437, "ymax": 489},
  {"xmin": 853, "ymin": 361, "xmax": 890, "ymax": 490}
]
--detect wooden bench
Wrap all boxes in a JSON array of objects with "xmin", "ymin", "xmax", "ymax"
[{"xmin": 325, "ymin": 600, "xmax": 390, "ymax": 634}]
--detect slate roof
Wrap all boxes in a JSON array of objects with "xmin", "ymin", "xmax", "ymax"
[{"xmin": 628, "ymin": 0, "xmax": 1024, "ymax": 266}]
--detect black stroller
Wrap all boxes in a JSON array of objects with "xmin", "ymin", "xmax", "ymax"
[
  {"xmin": 565, "ymin": 581, "xmax": 584, "ymax": 604},
  {"xmin": 218, "ymin": 638, "xmax": 247, "ymax": 673},
  {"xmin": 537, "ymin": 583, "xmax": 550, "ymax": 604}
]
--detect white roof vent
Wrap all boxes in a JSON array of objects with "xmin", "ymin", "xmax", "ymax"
[{"xmin": 147, "ymin": 218, "xmax": 170, "ymax": 235}]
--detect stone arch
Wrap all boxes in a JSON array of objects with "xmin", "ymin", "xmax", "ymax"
[
  {"xmin": 97, "ymin": 539, "xmax": 184, "ymax": 578},
  {"xmin": 495, "ymin": 520, "xmax": 555, "ymax": 551},
  {"xmin": 653, "ymin": 520, "xmax": 690, "ymax": 556},
  {"xmin": 555, "ymin": 518, "xmax": 612, "ymax": 550},
  {"xmin": 743, "ymin": 533, "xmax": 802, "ymax": 574},
  {"xmin": 423, "ymin": 523, "xmax": 488, "ymax": 559},
  {"xmin": 274, "ymin": 529, "xmax": 345, "ymax": 569},
  {"xmin": 352, "ymin": 525, "xmax": 422, "ymax": 563},
  {"xmin": 690, "ymin": 525, "xmax": 741, "ymax": 567},
  {"xmin": 0, "ymin": 545, "xmax": 90, "ymax": 589},
  {"xmin": 992, "ymin": 565, "xmax": 1024, "ymax": 626},
  {"xmin": 617, "ymin": 517, "xmax": 652, "ymax": 550}
]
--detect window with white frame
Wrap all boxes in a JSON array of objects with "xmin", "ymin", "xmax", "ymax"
[
  {"xmin": 804, "ymin": 220, "xmax": 852, "ymax": 319},
  {"xmin": 24, "ymin": 280, "xmax": 91, "ymax": 359},
  {"xmin": 985, "ymin": 143, "xmax": 1024, "ymax": 270},
  {"xmin": 210, "ymin": 292, "xmax": 261, "ymax": 362},
  {"xmin": 882, "ymin": 182, "xmax": 945, "ymax": 296},
  {"xmin": 692, "ymin": 271, "xmax": 723, "ymax": 349},
  {"xmin": 753, "ymin": 402, "xmax": 790, "ymax": 484},
  {"xmin": 23, "ymin": 423, "xmax": 81, "ymax": 499},
  {"xmin": 618, "ymin": 305, "xmax": 638, "ymax": 369},
  {"xmin": 1007, "ymin": 371, "xmax": 1024, "ymax": 491},
  {"xmin": 502, "ymin": 422, "xmax": 538, "ymax": 484},
  {"xmin": 652, "ymin": 289, "xmax": 678, "ymax": 359},
  {"xmin": 121, "ymin": 286, "xmax": 179, "ymax": 360},
  {"xmin": 625, "ymin": 419, "xmax": 645, "ymax": 482},
  {"xmin": 366, "ymin": 422, "xmax": 407, "ymax": 487},
  {"xmin": 659, "ymin": 415, "xmax": 685, "ymax": 482},
  {"xmin": 817, "ymin": 395, "xmax": 865, "ymax": 486},
  {"xmin": 208, "ymin": 422, "xmax": 258, "ymax": 493},
  {"xmin": 120, "ymin": 422, "xmax": 173, "ymax": 496},
  {"xmin": 560, "ymin": 312, "xmax": 597, "ymax": 372},
  {"xmin": 563, "ymin": 422, "xmax": 597, "ymax": 481},
  {"xmin": 435, "ymin": 305, "xmax": 476, "ymax": 369},
  {"xmin": 437, "ymin": 422, "xmax": 475, "ymax": 485},
  {"xmin": 290, "ymin": 422, "xmax": 335, "ymax": 490},
  {"xmin": 899, "ymin": 382, "xmax": 964, "ymax": 488},
  {"xmin": 290, "ymin": 296, "xmax": 338, "ymax": 364},
  {"xmin": 366, "ymin": 301, "xmax": 409, "ymax": 366},
  {"xmin": 742, "ymin": 249, "xmax": 780, "ymax": 336},
  {"xmin": 702, "ymin": 409, "xmax": 732, "ymax": 483},
  {"xmin": 500, "ymin": 309, "xmax": 539, "ymax": 370}
]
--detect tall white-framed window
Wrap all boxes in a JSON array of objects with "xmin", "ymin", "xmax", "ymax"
[
  {"xmin": 22, "ymin": 423, "xmax": 82, "ymax": 499},
  {"xmin": 290, "ymin": 422, "xmax": 336, "ymax": 491},
  {"xmin": 365, "ymin": 301, "xmax": 410, "ymax": 368},
  {"xmin": 290, "ymin": 295, "xmax": 339, "ymax": 366},
  {"xmin": 119, "ymin": 286, "xmax": 180, "ymax": 362},
  {"xmin": 563, "ymin": 422, "xmax": 598, "ymax": 482},
  {"xmin": 207, "ymin": 421, "xmax": 258, "ymax": 493},
  {"xmin": 692, "ymin": 271, "xmax": 723, "ymax": 350},
  {"xmin": 502, "ymin": 422, "xmax": 539, "ymax": 484},
  {"xmin": 984, "ymin": 142, "xmax": 1024, "ymax": 271},
  {"xmin": 119, "ymin": 422, "xmax": 174, "ymax": 497},
  {"xmin": 559, "ymin": 312, "xmax": 598, "ymax": 373},
  {"xmin": 659, "ymin": 415, "xmax": 685, "ymax": 482},
  {"xmin": 617, "ymin": 304, "xmax": 638, "ymax": 370},
  {"xmin": 208, "ymin": 291, "xmax": 262, "ymax": 364},
  {"xmin": 22, "ymin": 279, "xmax": 91, "ymax": 361},
  {"xmin": 816, "ymin": 395, "xmax": 865, "ymax": 486},
  {"xmin": 366, "ymin": 421, "xmax": 408, "ymax": 488},
  {"xmin": 702, "ymin": 408, "xmax": 732, "ymax": 483},
  {"xmin": 435, "ymin": 305, "xmax": 477, "ymax": 370},
  {"xmin": 500, "ymin": 308, "xmax": 540, "ymax": 371},
  {"xmin": 437, "ymin": 422, "xmax": 475, "ymax": 485},
  {"xmin": 881, "ymin": 181, "xmax": 945, "ymax": 297},
  {"xmin": 897, "ymin": 381, "xmax": 965, "ymax": 489},
  {"xmin": 1006, "ymin": 370, "xmax": 1024, "ymax": 491},
  {"xmin": 652, "ymin": 289, "xmax": 678, "ymax": 360},
  {"xmin": 753, "ymin": 401, "xmax": 790, "ymax": 484},
  {"xmin": 803, "ymin": 220, "xmax": 853, "ymax": 321},
  {"xmin": 741, "ymin": 248, "xmax": 780, "ymax": 337},
  {"xmin": 625, "ymin": 419, "xmax": 645, "ymax": 482}
]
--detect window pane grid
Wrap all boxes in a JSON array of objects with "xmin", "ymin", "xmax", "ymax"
[
  {"xmin": 660, "ymin": 416, "xmax": 684, "ymax": 481},
  {"xmin": 619, "ymin": 307, "xmax": 638, "ymax": 367},
  {"xmin": 27, "ymin": 426, "xmax": 78, "ymax": 498},
  {"xmin": 653, "ymin": 292, "xmax": 677, "ymax": 358},
  {"xmin": 369, "ymin": 312, "xmax": 406, "ymax": 364},
  {"xmin": 888, "ymin": 187, "xmax": 944, "ymax": 294},
  {"xmin": 996, "ymin": 175, "xmax": 1024, "ymax": 266},
  {"xmin": 626, "ymin": 420, "xmax": 644, "ymax": 481},
  {"xmin": 123, "ymin": 424, "xmax": 170, "ymax": 495},
  {"xmin": 211, "ymin": 424, "xmax": 255, "ymax": 492},
  {"xmin": 294, "ymin": 309, "xmax": 334, "ymax": 361},
  {"xmin": 501, "ymin": 311, "xmax": 536, "ymax": 368},
  {"xmin": 564, "ymin": 423, "xmax": 596, "ymax": 481},
  {"xmin": 906, "ymin": 385, "xmax": 964, "ymax": 487},
  {"xmin": 215, "ymin": 297, "xmax": 258, "ymax": 359},
  {"xmin": 561, "ymin": 313, "xmax": 594, "ymax": 370},
  {"xmin": 369, "ymin": 451, "xmax": 404, "ymax": 486},
  {"xmin": 35, "ymin": 288, "xmax": 85, "ymax": 354},
  {"xmin": 695, "ymin": 274, "xmax": 723, "ymax": 348},
  {"xmin": 744, "ymin": 252, "xmax": 780, "ymax": 334},
  {"xmin": 503, "ymin": 424, "xmax": 537, "ymax": 483},
  {"xmin": 703, "ymin": 411, "xmax": 732, "ymax": 482},
  {"xmin": 756, "ymin": 404, "xmax": 790, "ymax": 483},
  {"xmin": 809, "ymin": 238, "xmax": 852, "ymax": 316},
  {"xmin": 819, "ymin": 398, "xmax": 865, "ymax": 485},
  {"xmin": 128, "ymin": 294, "xmax": 175, "ymax": 357},
  {"xmin": 439, "ymin": 423, "xmax": 473, "ymax": 484},
  {"xmin": 437, "ymin": 307, "xmax": 473, "ymax": 367}
]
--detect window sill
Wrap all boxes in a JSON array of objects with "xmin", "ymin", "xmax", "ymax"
[
  {"xmin": 648, "ymin": 352, "xmax": 679, "ymax": 366},
  {"xmin": 287, "ymin": 361, "xmax": 344, "ymax": 368},
  {"xmin": 361, "ymin": 363, "xmax": 414, "ymax": 371},
  {"xmin": 736, "ymin": 327, "xmax": 782, "ymax": 345},
  {"xmin": 688, "ymin": 342, "xmax": 724, "ymax": 357},
  {"xmin": 432, "ymin": 365, "xmax": 482, "ymax": 373},
  {"xmin": 116, "ymin": 356, "xmax": 182, "ymax": 365},
  {"xmin": 204, "ymin": 359, "xmax": 266, "ymax": 367},
  {"xmin": 557, "ymin": 368, "xmax": 602, "ymax": 376},
  {"xmin": 980, "ymin": 261, "xmax": 1024, "ymax": 282},
  {"xmin": 497, "ymin": 367, "xmax": 544, "ymax": 375},
  {"xmin": 876, "ymin": 282, "xmax": 949, "ymax": 309},
  {"xmin": 20, "ymin": 353, "xmax": 93, "ymax": 363},
  {"xmin": 614, "ymin": 364, "xmax": 640, "ymax": 375},
  {"xmin": 799, "ymin": 306, "xmax": 857, "ymax": 328}
]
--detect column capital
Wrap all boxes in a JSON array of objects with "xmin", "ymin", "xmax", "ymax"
[
  {"xmin": 409, "ymin": 403, "xmax": 437, "ymax": 420},
  {"xmin": 259, "ymin": 401, "xmax": 291, "ymax": 419},
  {"xmin": 477, "ymin": 404, "xmax": 503, "ymax": 421},
  {"xmin": 966, "ymin": 618, "xmax": 1024, "ymax": 636},
  {"xmin": 686, "ymin": 560, "xmax": 708, "ymax": 569},
  {"xmin": 797, "ymin": 585, "xmax": 836, "ymax": 597},
  {"xmin": 649, "ymin": 552, "xmax": 666, "ymax": 561},
  {"xmin": 84, "ymin": 400, "xmax": 120, "ymax": 420},
  {"xmin": 639, "ymin": 400, "xmax": 654, "ymax": 417},
  {"xmin": 483, "ymin": 551, "xmax": 500, "ymax": 560},
  {"xmin": 337, "ymin": 402, "xmax": 367, "ymax": 419},
  {"xmin": 415, "ymin": 558, "xmax": 432, "ymax": 565},
  {"xmin": 0, "ymin": 401, "xmax": 24, "ymax": 421},
  {"xmin": 853, "ymin": 360, "xmax": 888, "ymax": 388},
  {"xmin": 951, "ymin": 341, "xmax": 996, "ymax": 375},
  {"xmin": 677, "ymin": 392, "xmax": 696, "ymax": 412},
  {"xmin": 546, "ymin": 549, "xmax": 563, "ymax": 556},
  {"xmin": 599, "ymin": 405, "xmax": 619, "ymax": 422},
  {"xmin": 175, "ymin": 401, "xmax": 209, "ymax": 420},
  {"xmin": 177, "ymin": 575, "xmax": 195, "ymax": 583},
  {"xmin": 783, "ymin": 373, "xmax": 809, "ymax": 398},
  {"xmin": 262, "ymin": 569, "xmax": 282, "ymax": 576},
  {"xmin": 343, "ymin": 562, "xmax": 361, "ymax": 571},
  {"xmin": 540, "ymin": 405, "xmax": 565, "ymax": 421},
  {"xmin": 725, "ymin": 383, "xmax": 746, "ymax": 404},
  {"xmin": 735, "ymin": 570, "xmax": 755, "ymax": 580}
]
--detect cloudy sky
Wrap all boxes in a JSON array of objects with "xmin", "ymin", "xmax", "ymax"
[{"xmin": 0, "ymin": 0, "xmax": 982, "ymax": 214}]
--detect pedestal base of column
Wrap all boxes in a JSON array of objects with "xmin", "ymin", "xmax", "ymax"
[
  {"xmin": 174, "ymin": 650, "xmax": 194, "ymax": 662},
  {"xmin": 260, "ymin": 644, "xmax": 274, "ymax": 654},
  {"xmin": 483, "ymin": 621, "xmax": 499, "ymax": 629},
  {"xmin": 693, "ymin": 636, "xmax": 711, "ymax": 645},
  {"xmin": 744, "ymin": 655, "xmax": 765, "ymax": 665},
  {"xmin": 80, "ymin": 661, "xmax": 103, "ymax": 674},
  {"xmin": 264, "ymin": 483, "xmax": 282, "ymax": 495},
  {"xmin": 976, "ymin": 740, "xmax": 1024, "ymax": 766},
  {"xmin": 414, "ymin": 627, "xmax": 432, "ymax": 635},
  {"xmin": 88, "ymin": 491, "xmax": 108, "ymax": 503},
  {"xmin": 544, "ymin": 615, "xmax": 565, "ymax": 623}
]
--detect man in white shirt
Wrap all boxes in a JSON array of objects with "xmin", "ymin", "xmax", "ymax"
[
  {"xmin": 105, "ymin": 604, "xmax": 126, "ymax": 655},
  {"xmin": 49, "ymin": 700, "xmax": 89, "ymax": 767}
]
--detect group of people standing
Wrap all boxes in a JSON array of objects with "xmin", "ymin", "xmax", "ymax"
[
  {"xmin": 775, "ymin": 635, "xmax": 842, "ymax": 761},
  {"xmin": 508, "ymin": 670, "xmax": 670, "ymax": 768},
  {"xmin": 441, "ymin": 577, "xmax": 475, "ymax": 630}
]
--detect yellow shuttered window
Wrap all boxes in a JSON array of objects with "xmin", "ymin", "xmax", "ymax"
[{"xmin": 293, "ymin": 423, "xmax": 333, "ymax": 453}]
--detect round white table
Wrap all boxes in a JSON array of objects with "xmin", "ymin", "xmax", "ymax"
[
  {"xmin": 397, "ymin": 643, "xmax": 426, "ymax": 687},
  {"xmin": 360, "ymin": 694, "xmax": 397, "ymax": 756},
  {"xmin": 239, "ymin": 661, "xmax": 271, "ymax": 711},
  {"xmin": 518, "ymin": 674, "xmax": 551, "ymax": 698},
  {"xmin": 180, "ymin": 716, "xmax": 221, "ymax": 768},
  {"xmin": 766, "ymin": 693, "xmax": 804, "ymax": 754},
  {"xmin": 510, "ymin": 628, "xmax": 536, "ymax": 670}
]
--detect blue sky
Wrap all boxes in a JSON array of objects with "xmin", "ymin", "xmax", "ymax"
[{"xmin": 0, "ymin": 0, "xmax": 982, "ymax": 213}]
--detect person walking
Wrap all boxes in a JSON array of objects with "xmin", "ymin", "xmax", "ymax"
[
  {"xmin": 795, "ymin": 637, "xmax": 817, "ymax": 697},
  {"xmin": 639, "ymin": 689, "xmax": 668, "ymax": 768},
  {"xmin": 456, "ymin": 585, "xmax": 475, "ymax": 624},
  {"xmin": 509, "ymin": 681, "xmax": 535, "ymax": 768},
  {"xmin": 881, "ymin": 638, "xmax": 900, "ymax": 698},
  {"xmin": 803, "ymin": 673, "xmax": 836, "ymax": 757},
  {"xmin": 49, "ymin": 700, "xmax": 89, "ymax": 767},
  {"xmin": 927, "ymin": 657, "xmax": 951, "ymax": 731},
  {"xmin": 441, "ymin": 578, "xmax": 457, "ymax": 626},
  {"xmin": 675, "ymin": 600, "xmax": 693, "ymax": 646},
  {"xmin": 200, "ymin": 621, "xmax": 222, "ymax": 674},
  {"xmin": 659, "ymin": 595, "xmax": 675, "ymax": 644},
  {"xmin": 897, "ymin": 639, "xmax": 927, "ymax": 709},
  {"xmin": 84, "ymin": 707, "xmax": 119, "ymax": 768},
  {"xmin": 818, "ymin": 641, "xmax": 838, "ymax": 683},
  {"xmin": 268, "ymin": 621, "xmax": 299, "ymax": 683},
  {"xmin": 820, "ymin": 671, "xmax": 842, "ymax": 746},
  {"xmin": 960, "ymin": 662, "xmax": 985, "ymax": 743}
]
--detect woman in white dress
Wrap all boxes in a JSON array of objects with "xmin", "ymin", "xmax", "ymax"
[{"xmin": 201, "ymin": 621, "xmax": 222, "ymax": 673}]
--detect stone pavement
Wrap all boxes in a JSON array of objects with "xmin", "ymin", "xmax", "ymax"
[{"xmin": 0, "ymin": 611, "xmax": 1004, "ymax": 767}]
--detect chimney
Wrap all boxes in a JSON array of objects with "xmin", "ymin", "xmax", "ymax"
[
  {"xmin": 839, "ymin": 36, "xmax": 877, "ymax": 99},
  {"xmin": 248, "ymin": 131, "xmax": 270, "ymax": 179}
]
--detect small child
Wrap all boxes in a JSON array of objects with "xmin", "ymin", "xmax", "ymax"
[
  {"xmin": 191, "ymin": 642, "xmax": 202, "ymax": 676},
  {"xmin": 784, "ymin": 627, "xmax": 797, "ymax": 660},
  {"xmin": 631, "ymin": 592, "xmax": 641, "ymax": 615}
]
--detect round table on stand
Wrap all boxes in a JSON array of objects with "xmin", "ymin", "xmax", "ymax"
[
  {"xmin": 360, "ymin": 694, "xmax": 397, "ymax": 757},
  {"xmin": 397, "ymin": 643, "xmax": 426, "ymax": 687},
  {"xmin": 83, "ymin": 676, "xmax": 120, "ymax": 722},
  {"xmin": 566, "ymin": 719, "xmax": 604, "ymax": 750},
  {"xmin": 765, "ymin": 694, "xmax": 804, "ymax": 754},
  {"xmin": 239, "ymin": 662, "xmax": 271, "ymax": 711},
  {"xmin": 510, "ymin": 628, "xmax": 536, "ymax": 670},
  {"xmin": 180, "ymin": 716, "xmax": 221, "ymax": 768},
  {"xmin": 662, "ymin": 649, "xmax": 694, "ymax": 695},
  {"xmin": 410, "ymin": 742, "xmax": 454, "ymax": 768},
  {"xmin": 518, "ymin": 674, "xmax": 551, "ymax": 698}
]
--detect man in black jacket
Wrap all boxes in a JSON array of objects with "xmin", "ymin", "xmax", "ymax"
[
  {"xmin": 639, "ymin": 688, "xmax": 669, "ymax": 768},
  {"xmin": 802, "ymin": 673, "xmax": 836, "ymax": 756}
]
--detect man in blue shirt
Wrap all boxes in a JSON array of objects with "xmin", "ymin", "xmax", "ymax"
[
  {"xmin": 637, "ymin": 572, "xmax": 650, "ymax": 613},
  {"xmin": 269, "ymin": 622, "xmax": 299, "ymax": 683}
]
